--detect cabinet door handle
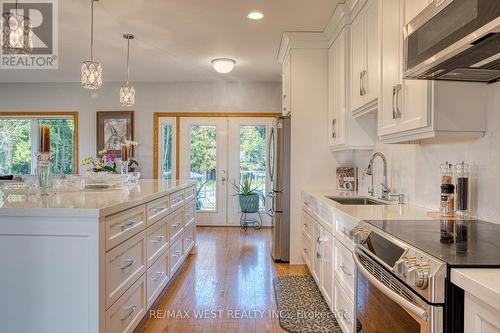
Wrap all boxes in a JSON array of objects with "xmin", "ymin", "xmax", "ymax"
[
  {"xmin": 121, "ymin": 305, "xmax": 137, "ymax": 321},
  {"xmin": 395, "ymin": 84, "xmax": 402, "ymax": 119},
  {"xmin": 120, "ymin": 259, "xmax": 136, "ymax": 270},
  {"xmin": 152, "ymin": 271, "xmax": 165, "ymax": 282},
  {"xmin": 340, "ymin": 263, "xmax": 353, "ymax": 277},
  {"xmin": 360, "ymin": 70, "xmax": 367, "ymax": 96},
  {"xmin": 332, "ymin": 118, "xmax": 337, "ymax": 139},
  {"xmin": 392, "ymin": 85, "xmax": 397, "ymax": 119}
]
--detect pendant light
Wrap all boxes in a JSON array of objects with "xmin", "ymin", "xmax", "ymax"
[
  {"xmin": 81, "ymin": 0, "xmax": 102, "ymax": 90},
  {"xmin": 120, "ymin": 33, "xmax": 135, "ymax": 107},
  {"xmin": 1, "ymin": 0, "xmax": 32, "ymax": 54}
]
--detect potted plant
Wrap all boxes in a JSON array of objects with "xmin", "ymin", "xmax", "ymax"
[{"xmin": 231, "ymin": 175, "xmax": 261, "ymax": 213}]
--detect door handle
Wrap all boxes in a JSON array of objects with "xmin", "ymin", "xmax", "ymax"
[
  {"xmin": 395, "ymin": 84, "xmax": 402, "ymax": 119},
  {"xmin": 360, "ymin": 70, "xmax": 367, "ymax": 96},
  {"xmin": 392, "ymin": 85, "xmax": 397, "ymax": 119}
]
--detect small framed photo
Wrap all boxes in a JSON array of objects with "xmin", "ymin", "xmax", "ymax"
[{"xmin": 96, "ymin": 111, "xmax": 134, "ymax": 158}]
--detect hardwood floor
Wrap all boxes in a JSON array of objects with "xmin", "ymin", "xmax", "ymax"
[{"xmin": 140, "ymin": 226, "xmax": 309, "ymax": 333}]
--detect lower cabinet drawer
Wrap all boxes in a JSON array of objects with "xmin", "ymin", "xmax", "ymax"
[
  {"xmin": 334, "ymin": 239, "xmax": 355, "ymax": 300},
  {"xmin": 106, "ymin": 274, "xmax": 147, "ymax": 333},
  {"xmin": 146, "ymin": 216, "xmax": 169, "ymax": 268},
  {"xmin": 106, "ymin": 231, "xmax": 147, "ymax": 309},
  {"xmin": 169, "ymin": 237, "xmax": 183, "ymax": 275},
  {"xmin": 184, "ymin": 200, "xmax": 196, "ymax": 228},
  {"xmin": 105, "ymin": 205, "xmax": 146, "ymax": 251},
  {"xmin": 334, "ymin": 279, "xmax": 355, "ymax": 333},
  {"xmin": 170, "ymin": 190, "xmax": 185, "ymax": 212},
  {"xmin": 183, "ymin": 224, "xmax": 196, "ymax": 255},
  {"xmin": 335, "ymin": 211, "xmax": 357, "ymax": 251},
  {"xmin": 169, "ymin": 208, "xmax": 184, "ymax": 243},
  {"xmin": 302, "ymin": 234, "xmax": 312, "ymax": 269},
  {"xmin": 146, "ymin": 250, "xmax": 169, "ymax": 308},
  {"xmin": 184, "ymin": 185, "xmax": 196, "ymax": 203}
]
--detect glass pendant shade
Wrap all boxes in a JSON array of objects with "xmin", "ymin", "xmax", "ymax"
[
  {"xmin": 120, "ymin": 85, "xmax": 135, "ymax": 107},
  {"xmin": 81, "ymin": 61, "xmax": 103, "ymax": 89},
  {"xmin": 1, "ymin": 11, "xmax": 32, "ymax": 54}
]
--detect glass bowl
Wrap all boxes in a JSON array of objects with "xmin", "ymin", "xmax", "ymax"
[{"xmin": 128, "ymin": 172, "xmax": 141, "ymax": 183}]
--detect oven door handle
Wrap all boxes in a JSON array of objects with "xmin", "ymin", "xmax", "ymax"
[{"xmin": 352, "ymin": 248, "xmax": 429, "ymax": 321}]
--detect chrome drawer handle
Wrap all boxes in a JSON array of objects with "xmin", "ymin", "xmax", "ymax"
[
  {"xmin": 185, "ymin": 237, "xmax": 192, "ymax": 241},
  {"xmin": 120, "ymin": 219, "xmax": 141, "ymax": 230},
  {"xmin": 152, "ymin": 271, "xmax": 165, "ymax": 282},
  {"xmin": 172, "ymin": 222, "xmax": 182, "ymax": 228},
  {"xmin": 340, "ymin": 264, "xmax": 352, "ymax": 277},
  {"xmin": 150, "ymin": 235, "xmax": 165, "ymax": 244},
  {"xmin": 121, "ymin": 305, "xmax": 137, "ymax": 321},
  {"xmin": 120, "ymin": 259, "xmax": 136, "ymax": 270},
  {"xmin": 152, "ymin": 207, "xmax": 167, "ymax": 215},
  {"xmin": 304, "ymin": 248, "xmax": 308, "ymax": 254},
  {"xmin": 172, "ymin": 250, "xmax": 182, "ymax": 257},
  {"xmin": 172, "ymin": 197, "xmax": 183, "ymax": 205}
]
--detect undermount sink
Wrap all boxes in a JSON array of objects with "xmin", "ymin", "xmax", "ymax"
[{"xmin": 326, "ymin": 196, "xmax": 388, "ymax": 206}]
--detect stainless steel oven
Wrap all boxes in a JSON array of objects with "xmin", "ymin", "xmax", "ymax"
[
  {"xmin": 404, "ymin": 0, "xmax": 500, "ymax": 82},
  {"xmin": 354, "ymin": 248, "xmax": 443, "ymax": 333}
]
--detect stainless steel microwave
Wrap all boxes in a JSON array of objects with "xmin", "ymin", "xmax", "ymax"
[{"xmin": 404, "ymin": 0, "xmax": 500, "ymax": 83}]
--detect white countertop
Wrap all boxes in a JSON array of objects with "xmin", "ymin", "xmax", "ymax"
[
  {"xmin": 451, "ymin": 269, "xmax": 500, "ymax": 311},
  {"xmin": 302, "ymin": 189, "xmax": 448, "ymax": 221},
  {"xmin": 0, "ymin": 179, "xmax": 196, "ymax": 218}
]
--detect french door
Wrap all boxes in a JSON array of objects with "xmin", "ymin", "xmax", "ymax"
[{"xmin": 158, "ymin": 116, "xmax": 274, "ymax": 226}]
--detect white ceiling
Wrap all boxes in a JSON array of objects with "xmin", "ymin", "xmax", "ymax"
[{"xmin": 0, "ymin": 0, "xmax": 338, "ymax": 83}]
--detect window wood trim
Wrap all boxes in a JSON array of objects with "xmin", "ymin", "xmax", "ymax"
[{"xmin": 0, "ymin": 111, "xmax": 79, "ymax": 174}]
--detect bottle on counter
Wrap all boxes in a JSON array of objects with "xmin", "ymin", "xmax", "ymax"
[
  {"xmin": 455, "ymin": 162, "xmax": 470, "ymax": 217},
  {"xmin": 440, "ymin": 184, "xmax": 455, "ymax": 217},
  {"xmin": 440, "ymin": 162, "xmax": 453, "ymax": 185}
]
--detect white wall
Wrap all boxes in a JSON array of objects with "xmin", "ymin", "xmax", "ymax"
[
  {"xmin": 353, "ymin": 82, "xmax": 500, "ymax": 224},
  {"xmin": 0, "ymin": 81, "xmax": 281, "ymax": 178}
]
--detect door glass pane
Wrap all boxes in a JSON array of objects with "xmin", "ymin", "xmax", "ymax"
[
  {"xmin": 0, "ymin": 119, "xmax": 32, "ymax": 175},
  {"xmin": 39, "ymin": 119, "xmax": 74, "ymax": 174},
  {"xmin": 190, "ymin": 125, "xmax": 217, "ymax": 212},
  {"xmin": 162, "ymin": 124, "xmax": 173, "ymax": 180},
  {"xmin": 239, "ymin": 125, "xmax": 266, "ymax": 211}
]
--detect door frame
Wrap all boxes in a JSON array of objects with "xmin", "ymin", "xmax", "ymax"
[{"xmin": 153, "ymin": 112, "xmax": 280, "ymax": 179}]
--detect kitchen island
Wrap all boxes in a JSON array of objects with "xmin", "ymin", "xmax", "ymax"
[{"xmin": 0, "ymin": 179, "xmax": 197, "ymax": 333}]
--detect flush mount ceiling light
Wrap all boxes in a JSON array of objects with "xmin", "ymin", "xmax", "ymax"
[
  {"xmin": 247, "ymin": 11, "xmax": 264, "ymax": 20},
  {"xmin": 120, "ymin": 33, "xmax": 135, "ymax": 107},
  {"xmin": 1, "ymin": 0, "xmax": 33, "ymax": 54},
  {"xmin": 211, "ymin": 58, "xmax": 236, "ymax": 74},
  {"xmin": 81, "ymin": 0, "xmax": 102, "ymax": 90}
]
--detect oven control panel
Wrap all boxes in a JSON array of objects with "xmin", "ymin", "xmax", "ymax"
[{"xmin": 354, "ymin": 221, "xmax": 447, "ymax": 304}]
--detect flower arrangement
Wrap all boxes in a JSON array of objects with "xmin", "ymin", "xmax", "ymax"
[{"xmin": 81, "ymin": 150, "xmax": 119, "ymax": 173}]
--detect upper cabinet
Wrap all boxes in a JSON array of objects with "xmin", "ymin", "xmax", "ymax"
[
  {"xmin": 378, "ymin": 0, "xmax": 487, "ymax": 143},
  {"xmin": 350, "ymin": 0, "xmax": 379, "ymax": 117},
  {"xmin": 328, "ymin": 26, "xmax": 374, "ymax": 151}
]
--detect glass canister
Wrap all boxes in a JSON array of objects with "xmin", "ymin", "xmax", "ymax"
[
  {"xmin": 455, "ymin": 162, "xmax": 470, "ymax": 216},
  {"xmin": 440, "ymin": 162, "xmax": 453, "ymax": 185},
  {"xmin": 440, "ymin": 184, "xmax": 455, "ymax": 217}
]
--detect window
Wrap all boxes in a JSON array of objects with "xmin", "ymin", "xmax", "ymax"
[{"xmin": 0, "ymin": 113, "xmax": 78, "ymax": 175}]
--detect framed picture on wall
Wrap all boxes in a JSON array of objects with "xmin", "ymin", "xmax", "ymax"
[{"xmin": 96, "ymin": 111, "xmax": 134, "ymax": 157}]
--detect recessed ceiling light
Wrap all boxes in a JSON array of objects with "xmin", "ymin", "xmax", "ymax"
[
  {"xmin": 247, "ymin": 11, "xmax": 264, "ymax": 20},
  {"xmin": 211, "ymin": 58, "xmax": 236, "ymax": 74}
]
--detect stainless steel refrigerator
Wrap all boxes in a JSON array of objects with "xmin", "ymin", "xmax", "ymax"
[{"xmin": 267, "ymin": 116, "xmax": 290, "ymax": 262}]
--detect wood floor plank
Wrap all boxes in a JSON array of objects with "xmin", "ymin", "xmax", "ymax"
[{"xmin": 139, "ymin": 226, "xmax": 309, "ymax": 333}]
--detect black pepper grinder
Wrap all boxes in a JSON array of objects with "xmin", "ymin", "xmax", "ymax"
[{"xmin": 455, "ymin": 162, "xmax": 470, "ymax": 217}]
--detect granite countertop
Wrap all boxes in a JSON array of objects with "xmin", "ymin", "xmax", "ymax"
[
  {"xmin": 451, "ymin": 269, "xmax": 500, "ymax": 311},
  {"xmin": 0, "ymin": 179, "xmax": 196, "ymax": 218},
  {"xmin": 302, "ymin": 189, "xmax": 441, "ymax": 222}
]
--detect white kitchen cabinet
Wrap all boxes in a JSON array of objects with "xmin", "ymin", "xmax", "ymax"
[
  {"xmin": 329, "ymin": 26, "xmax": 375, "ymax": 151},
  {"xmin": 350, "ymin": 0, "xmax": 379, "ymax": 117},
  {"xmin": 378, "ymin": 0, "xmax": 487, "ymax": 142},
  {"xmin": 303, "ymin": 207, "xmax": 335, "ymax": 310},
  {"xmin": 282, "ymin": 53, "xmax": 291, "ymax": 116},
  {"xmin": 465, "ymin": 293, "xmax": 500, "ymax": 333},
  {"xmin": 320, "ymin": 228, "xmax": 334, "ymax": 307}
]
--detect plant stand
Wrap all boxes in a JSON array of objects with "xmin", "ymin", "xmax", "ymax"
[{"xmin": 240, "ymin": 211, "xmax": 263, "ymax": 231}]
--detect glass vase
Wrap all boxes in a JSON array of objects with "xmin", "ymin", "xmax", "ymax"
[{"xmin": 36, "ymin": 152, "xmax": 52, "ymax": 195}]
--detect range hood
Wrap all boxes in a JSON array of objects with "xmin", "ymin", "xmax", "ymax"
[{"xmin": 403, "ymin": 0, "xmax": 500, "ymax": 83}]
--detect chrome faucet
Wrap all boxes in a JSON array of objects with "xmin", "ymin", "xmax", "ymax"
[{"xmin": 365, "ymin": 152, "xmax": 391, "ymax": 200}]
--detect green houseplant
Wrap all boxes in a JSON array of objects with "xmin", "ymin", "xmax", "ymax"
[{"xmin": 231, "ymin": 176, "xmax": 261, "ymax": 213}]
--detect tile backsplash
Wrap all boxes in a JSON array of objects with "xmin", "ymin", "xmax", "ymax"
[{"xmin": 353, "ymin": 83, "xmax": 500, "ymax": 224}]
